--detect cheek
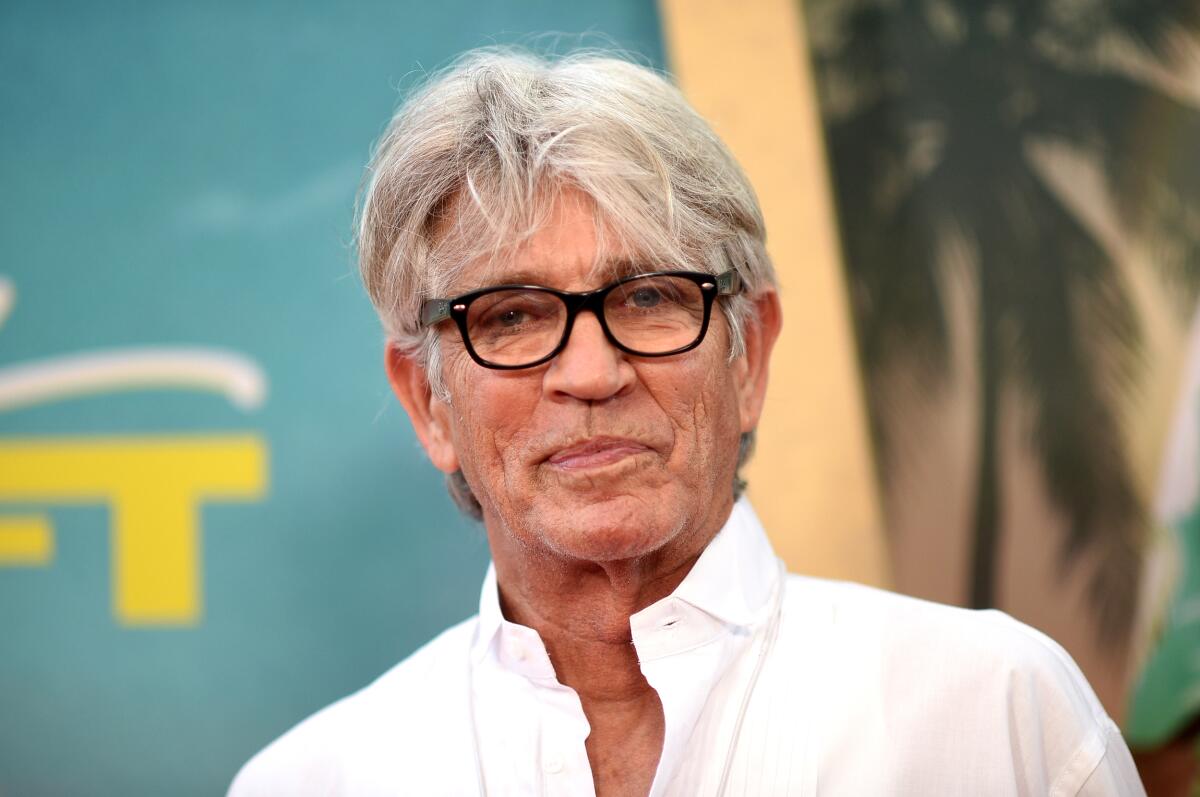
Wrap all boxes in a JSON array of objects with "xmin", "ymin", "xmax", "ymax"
[
  {"xmin": 697, "ymin": 370, "xmax": 743, "ymax": 458},
  {"xmin": 655, "ymin": 357, "xmax": 742, "ymax": 475},
  {"xmin": 442, "ymin": 352, "xmax": 539, "ymax": 470},
  {"xmin": 686, "ymin": 324, "xmax": 742, "ymax": 439}
]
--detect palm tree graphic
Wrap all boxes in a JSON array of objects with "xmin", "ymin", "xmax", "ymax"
[{"xmin": 808, "ymin": 0, "xmax": 1200, "ymax": 642}]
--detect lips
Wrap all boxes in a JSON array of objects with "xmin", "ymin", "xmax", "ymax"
[{"xmin": 545, "ymin": 436, "xmax": 653, "ymax": 470}]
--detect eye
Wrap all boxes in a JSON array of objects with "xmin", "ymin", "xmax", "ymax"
[
  {"xmin": 468, "ymin": 290, "xmax": 561, "ymax": 339},
  {"xmin": 630, "ymin": 286, "xmax": 662, "ymax": 308},
  {"xmin": 497, "ymin": 308, "xmax": 525, "ymax": 327}
]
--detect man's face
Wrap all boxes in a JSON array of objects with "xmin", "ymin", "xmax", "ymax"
[{"xmin": 395, "ymin": 187, "xmax": 775, "ymax": 566}]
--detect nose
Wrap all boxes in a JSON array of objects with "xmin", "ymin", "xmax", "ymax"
[{"xmin": 542, "ymin": 310, "xmax": 635, "ymax": 402}]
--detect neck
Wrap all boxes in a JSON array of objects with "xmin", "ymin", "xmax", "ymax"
[
  {"xmin": 483, "ymin": 503, "xmax": 732, "ymax": 795},
  {"xmin": 486, "ymin": 504, "xmax": 728, "ymax": 689},
  {"xmin": 497, "ymin": 552, "xmax": 696, "ymax": 700}
]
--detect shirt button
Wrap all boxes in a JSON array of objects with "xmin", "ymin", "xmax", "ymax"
[{"xmin": 543, "ymin": 754, "xmax": 564, "ymax": 774}]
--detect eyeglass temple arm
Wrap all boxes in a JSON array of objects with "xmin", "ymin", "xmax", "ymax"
[
  {"xmin": 716, "ymin": 269, "xmax": 743, "ymax": 295},
  {"xmin": 420, "ymin": 299, "xmax": 452, "ymax": 326}
]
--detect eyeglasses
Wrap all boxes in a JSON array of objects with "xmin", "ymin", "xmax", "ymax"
[{"xmin": 420, "ymin": 269, "xmax": 743, "ymax": 370}]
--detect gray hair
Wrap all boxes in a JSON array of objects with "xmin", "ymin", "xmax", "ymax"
[{"xmin": 356, "ymin": 48, "xmax": 777, "ymax": 518}]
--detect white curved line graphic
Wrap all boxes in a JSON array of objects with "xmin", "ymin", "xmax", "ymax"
[{"xmin": 0, "ymin": 347, "xmax": 267, "ymax": 413}]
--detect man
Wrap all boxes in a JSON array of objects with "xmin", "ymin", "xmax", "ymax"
[{"xmin": 230, "ymin": 50, "xmax": 1144, "ymax": 796}]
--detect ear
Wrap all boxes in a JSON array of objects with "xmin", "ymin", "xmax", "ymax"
[
  {"xmin": 734, "ymin": 290, "xmax": 783, "ymax": 434},
  {"xmin": 385, "ymin": 344, "xmax": 460, "ymax": 474}
]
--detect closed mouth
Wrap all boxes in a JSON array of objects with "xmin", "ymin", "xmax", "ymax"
[{"xmin": 545, "ymin": 436, "xmax": 653, "ymax": 470}]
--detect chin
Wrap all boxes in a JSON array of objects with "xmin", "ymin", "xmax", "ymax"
[{"xmin": 528, "ymin": 491, "xmax": 682, "ymax": 563}]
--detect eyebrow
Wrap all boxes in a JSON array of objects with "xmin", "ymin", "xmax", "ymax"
[{"xmin": 454, "ymin": 257, "xmax": 653, "ymax": 294}]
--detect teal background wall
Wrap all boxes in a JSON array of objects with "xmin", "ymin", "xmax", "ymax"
[{"xmin": 0, "ymin": 3, "xmax": 663, "ymax": 794}]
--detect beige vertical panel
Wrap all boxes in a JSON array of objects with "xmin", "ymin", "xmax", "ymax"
[{"xmin": 659, "ymin": 0, "xmax": 889, "ymax": 585}]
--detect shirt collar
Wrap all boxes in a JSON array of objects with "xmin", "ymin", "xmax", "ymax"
[
  {"xmin": 472, "ymin": 563, "xmax": 504, "ymax": 666},
  {"xmin": 659, "ymin": 498, "xmax": 779, "ymax": 628},
  {"xmin": 470, "ymin": 498, "xmax": 779, "ymax": 666}
]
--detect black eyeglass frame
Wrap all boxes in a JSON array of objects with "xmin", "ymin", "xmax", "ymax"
[{"xmin": 419, "ymin": 269, "xmax": 744, "ymax": 370}]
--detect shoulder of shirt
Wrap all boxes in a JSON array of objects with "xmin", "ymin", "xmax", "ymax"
[
  {"xmin": 226, "ymin": 615, "xmax": 477, "ymax": 797},
  {"xmin": 784, "ymin": 573, "xmax": 1102, "ymax": 702},
  {"xmin": 787, "ymin": 573, "xmax": 1089, "ymax": 672},
  {"xmin": 781, "ymin": 575, "xmax": 1133, "ymax": 795}
]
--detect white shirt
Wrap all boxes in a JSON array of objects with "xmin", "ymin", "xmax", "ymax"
[{"xmin": 230, "ymin": 500, "xmax": 1145, "ymax": 796}]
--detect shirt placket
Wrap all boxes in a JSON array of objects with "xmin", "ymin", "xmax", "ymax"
[
  {"xmin": 633, "ymin": 597, "xmax": 750, "ymax": 797},
  {"xmin": 479, "ymin": 622, "xmax": 595, "ymax": 796},
  {"xmin": 530, "ymin": 674, "xmax": 594, "ymax": 796}
]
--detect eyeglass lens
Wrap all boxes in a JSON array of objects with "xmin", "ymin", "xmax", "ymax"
[{"xmin": 465, "ymin": 274, "xmax": 707, "ymax": 367}]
